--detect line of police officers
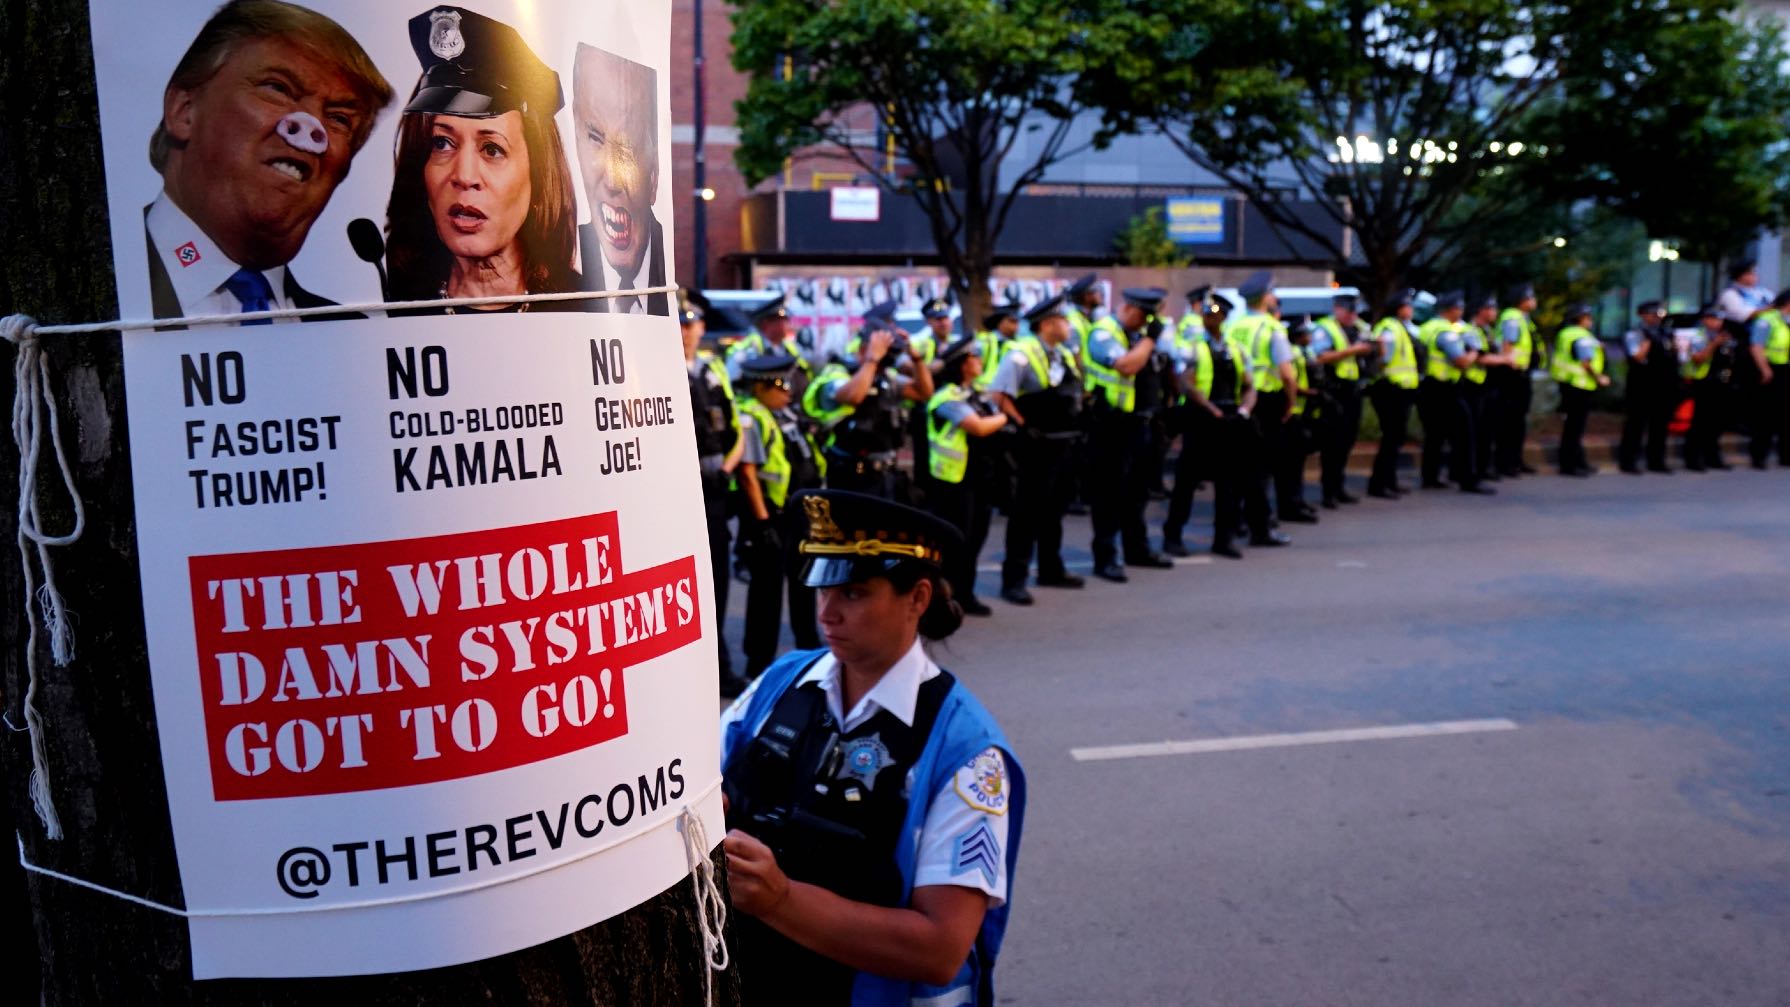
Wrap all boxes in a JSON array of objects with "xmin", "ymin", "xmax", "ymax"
[{"xmin": 685, "ymin": 269, "xmax": 1790, "ymax": 696}]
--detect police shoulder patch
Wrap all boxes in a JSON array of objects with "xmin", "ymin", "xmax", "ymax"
[{"xmin": 953, "ymin": 748, "xmax": 1009, "ymax": 815}]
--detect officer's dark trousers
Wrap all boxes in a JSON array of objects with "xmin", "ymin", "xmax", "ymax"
[
  {"xmin": 1164, "ymin": 408, "xmax": 1205, "ymax": 546},
  {"xmin": 907, "ymin": 408, "xmax": 933, "ymax": 507},
  {"xmin": 1252, "ymin": 389, "xmax": 1291, "ymax": 514},
  {"xmin": 1088, "ymin": 409, "xmax": 1153, "ymax": 566},
  {"xmin": 741, "ymin": 509, "xmax": 820, "ymax": 678},
  {"xmin": 1748, "ymin": 377, "xmax": 1790, "ymax": 466},
  {"xmin": 1557, "ymin": 384, "xmax": 1594, "ymax": 474},
  {"xmin": 1367, "ymin": 382, "xmax": 1414, "ymax": 493},
  {"xmin": 1216, "ymin": 413, "xmax": 1271, "ymax": 545},
  {"xmin": 825, "ymin": 457, "xmax": 901, "ymax": 500},
  {"xmin": 1274, "ymin": 414, "xmax": 1312, "ymax": 514},
  {"xmin": 1686, "ymin": 380, "xmax": 1731, "ymax": 469},
  {"xmin": 927, "ymin": 475, "xmax": 991, "ymax": 605},
  {"xmin": 1319, "ymin": 382, "xmax": 1362, "ymax": 499},
  {"xmin": 1619, "ymin": 383, "xmax": 1673, "ymax": 470},
  {"xmin": 1417, "ymin": 379, "xmax": 1456, "ymax": 485},
  {"xmin": 1002, "ymin": 435, "xmax": 1074, "ymax": 588},
  {"xmin": 1464, "ymin": 380, "xmax": 1498, "ymax": 479},
  {"xmin": 700, "ymin": 467, "xmax": 733, "ymax": 677},
  {"xmin": 1493, "ymin": 370, "xmax": 1533, "ymax": 473}
]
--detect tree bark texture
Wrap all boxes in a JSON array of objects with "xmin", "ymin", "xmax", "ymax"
[{"xmin": 0, "ymin": 3, "xmax": 738, "ymax": 1002}]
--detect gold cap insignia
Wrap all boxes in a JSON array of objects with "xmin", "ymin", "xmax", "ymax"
[{"xmin": 803, "ymin": 495, "xmax": 845, "ymax": 544}]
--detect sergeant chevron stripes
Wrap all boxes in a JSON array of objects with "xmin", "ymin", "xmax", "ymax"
[{"xmin": 951, "ymin": 819, "xmax": 1001, "ymax": 885}]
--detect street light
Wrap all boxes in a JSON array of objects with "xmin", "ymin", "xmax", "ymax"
[
  {"xmin": 1553, "ymin": 237, "xmax": 1567, "ymax": 248},
  {"xmin": 698, "ymin": 187, "xmax": 716, "ymax": 202}
]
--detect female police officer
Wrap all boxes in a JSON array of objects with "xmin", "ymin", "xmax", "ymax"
[{"xmin": 721, "ymin": 489, "xmax": 1024, "ymax": 1005}]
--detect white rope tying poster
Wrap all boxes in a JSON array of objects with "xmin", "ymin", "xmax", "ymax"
[{"xmin": 0, "ymin": 0, "xmax": 730, "ymax": 981}]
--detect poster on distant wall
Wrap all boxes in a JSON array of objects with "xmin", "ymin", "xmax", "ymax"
[{"xmin": 88, "ymin": 0, "xmax": 720, "ymax": 978}]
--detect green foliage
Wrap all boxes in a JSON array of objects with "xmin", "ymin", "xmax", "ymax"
[
  {"xmin": 1114, "ymin": 207, "xmax": 1192, "ymax": 268},
  {"xmin": 728, "ymin": 0, "xmax": 1168, "ymax": 322},
  {"xmin": 1132, "ymin": 0, "xmax": 1790, "ymax": 306}
]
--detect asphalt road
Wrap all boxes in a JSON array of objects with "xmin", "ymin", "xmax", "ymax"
[{"xmin": 720, "ymin": 467, "xmax": 1790, "ymax": 1005}]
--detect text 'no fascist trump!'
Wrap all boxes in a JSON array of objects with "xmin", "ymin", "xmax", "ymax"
[{"xmin": 186, "ymin": 512, "xmax": 701, "ymax": 800}]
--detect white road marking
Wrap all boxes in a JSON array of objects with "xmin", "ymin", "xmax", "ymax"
[
  {"xmin": 1069, "ymin": 718, "xmax": 1519, "ymax": 763},
  {"xmin": 1337, "ymin": 559, "xmax": 1368, "ymax": 568}
]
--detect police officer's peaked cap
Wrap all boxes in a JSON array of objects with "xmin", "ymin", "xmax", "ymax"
[
  {"xmin": 982, "ymin": 303, "xmax": 1019, "ymax": 329},
  {"xmin": 738, "ymin": 351, "xmax": 799, "ymax": 382},
  {"xmin": 1206, "ymin": 293, "xmax": 1235, "ymax": 316},
  {"xmin": 791, "ymin": 489, "xmax": 963, "ymax": 588},
  {"xmin": 678, "ymin": 301, "xmax": 704, "ymax": 325},
  {"xmin": 922, "ymin": 298, "xmax": 953, "ymax": 320},
  {"xmin": 1288, "ymin": 315, "xmax": 1314, "ymax": 337},
  {"xmin": 1479, "ymin": 294, "xmax": 1500, "ymax": 311},
  {"xmin": 1436, "ymin": 290, "xmax": 1466, "ymax": 311},
  {"xmin": 1699, "ymin": 302, "xmax": 1722, "ymax": 318},
  {"xmin": 938, "ymin": 336, "xmax": 979, "ymax": 366},
  {"xmin": 1635, "ymin": 299, "xmax": 1663, "ymax": 315},
  {"xmin": 749, "ymin": 295, "xmax": 789, "ymax": 324},
  {"xmin": 1333, "ymin": 292, "xmax": 1361, "ymax": 310},
  {"xmin": 1024, "ymin": 293, "xmax": 1067, "ymax": 324},
  {"xmin": 1065, "ymin": 273, "xmax": 1099, "ymax": 298},
  {"xmin": 1729, "ymin": 259, "xmax": 1758, "ymax": 280},
  {"xmin": 1122, "ymin": 287, "xmax": 1168, "ymax": 310},
  {"xmin": 1186, "ymin": 284, "xmax": 1213, "ymax": 305},
  {"xmin": 861, "ymin": 300, "xmax": 898, "ymax": 327},
  {"xmin": 1238, "ymin": 271, "xmax": 1275, "ymax": 301},
  {"xmin": 1565, "ymin": 302, "xmax": 1594, "ymax": 320},
  {"xmin": 1509, "ymin": 282, "xmax": 1536, "ymax": 302},
  {"xmin": 405, "ymin": 7, "xmax": 563, "ymax": 118}
]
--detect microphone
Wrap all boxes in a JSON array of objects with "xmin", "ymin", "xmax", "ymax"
[{"xmin": 347, "ymin": 218, "xmax": 387, "ymax": 299}]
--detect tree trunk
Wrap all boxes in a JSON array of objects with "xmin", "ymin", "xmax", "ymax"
[{"xmin": 0, "ymin": 3, "xmax": 738, "ymax": 1003}]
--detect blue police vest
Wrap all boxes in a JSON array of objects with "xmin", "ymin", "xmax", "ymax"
[{"xmin": 723, "ymin": 648, "xmax": 1026, "ymax": 1007}]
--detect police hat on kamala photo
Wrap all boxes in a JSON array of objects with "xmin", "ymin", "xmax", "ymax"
[
  {"xmin": 1238, "ymin": 270, "xmax": 1275, "ymax": 302},
  {"xmin": 750, "ymin": 295, "xmax": 790, "ymax": 324},
  {"xmin": 792, "ymin": 489, "xmax": 962, "ymax": 588},
  {"xmin": 1065, "ymin": 273, "xmax": 1099, "ymax": 299},
  {"xmin": 1024, "ymin": 292, "xmax": 1068, "ymax": 324},
  {"xmin": 405, "ymin": 7, "xmax": 563, "ymax": 118},
  {"xmin": 1509, "ymin": 282, "xmax": 1536, "ymax": 303},
  {"xmin": 1122, "ymin": 287, "xmax": 1168, "ymax": 311},
  {"xmin": 1635, "ymin": 299, "xmax": 1664, "ymax": 315},
  {"xmin": 1436, "ymin": 290, "xmax": 1466, "ymax": 311},
  {"xmin": 982, "ymin": 303, "xmax": 1019, "ymax": 329},
  {"xmin": 923, "ymin": 297, "xmax": 953, "ymax": 320},
  {"xmin": 738, "ymin": 350, "xmax": 799, "ymax": 384},
  {"xmin": 861, "ymin": 299, "xmax": 898, "ymax": 329},
  {"xmin": 1206, "ymin": 292, "xmax": 1235, "ymax": 316}
]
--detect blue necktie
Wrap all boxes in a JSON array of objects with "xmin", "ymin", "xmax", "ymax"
[{"xmin": 223, "ymin": 268, "xmax": 274, "ymax": 324}]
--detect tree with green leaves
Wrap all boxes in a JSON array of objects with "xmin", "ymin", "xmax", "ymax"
[
  {"xmin": 1133, "ymin": 0, "xmax": 1790, "ymax": 308},
  {"xmin": 729, "ymin": 0, "xmax": 1163, "ymax": 327},
  {"xmin": 1114, "ymin": 207, "xmax": 1193, "ymax": 268}
]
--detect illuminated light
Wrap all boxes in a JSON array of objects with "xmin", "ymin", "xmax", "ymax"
[
  {"xmin": 1447, "ymin": 152, "xmax": 1458, "ymax": 163},
  {"xmin": 1489, "ymin": 141, "xmax": 1503, "ymax": 153},
  {"xmin": 1552, "ymin": 237, "xmax": 1567, "ymax": 248},
  {"xmin": 1508, "ymin": 142, "xmax": 1525, "ymax": 155},
  {"xmin": 698, "ymin": 187, "xmax": 717, "ymax": 201},
  {"xmin": 1649, "ymin": 240, "xmax": 1664, "ymax": 262},
  {"xmin": 1447, "ymin": 141, "xmax": 1458, "ymax": 151},
  {"xmin": 1387, "ymin": 138, "xmax": 1399, "ymax": 154}
]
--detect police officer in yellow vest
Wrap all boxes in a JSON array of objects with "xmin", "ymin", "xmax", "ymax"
[
  {"xmin": 1175, "ymin": 292, "xmax": 1285, "ymax": 556},
  {"xmin": 1162, "ymin": 285, "xmax": 1222, "ymax": 556},
  {"xmin": 1084, "ymin": 286, "xmax": 1175, "ymax": 581},
  {"xmin": 1683, "ymin": 303, "xmax": 1737, "ymax": 471},
  {"xmin": 1465, "ymin": 295, "xmax": 1516, "ymax": 485},
  {"xmin": 1063, "ymin": 273, "xmax": 1101, "ymax": 358},
  {"xmin": 1618, "ymin": 299, "xmax": 1680, "ymax": 474},
  {"xmin": 1282, "ymin": 315, "xmax": 1324, "ymax": 517},
  {"xmin": 989, "ymin": 294, "xmax": 1087, "ymax": 604},
  {"xmin": 734, "ymin": 351, "xmax": 827, "ymax": 689},
  {"xmin": 1551, "ymin": 303, "xmax": 1610, "ymax": 476},
  {"xmin": 1310, "ymin": 293, "xmax": 1377, "ymax": 507},
  {"xmin": 924, "ymin": 337, "xmax": 1009, "ymax": 617},
  {"xmin": 1225, "ymin": 271, "xmax": 1314, "ymax": 522},
  {"xmin": 974, "ymin": 304, "xmax": 1020, "ymax": 392},
  {"xmin": 1416, "ymin": 291, "xmax": 1494, "ymax": 494},
  {"xmin": 1494, "ymin": 284, "xmax": 1542, "ymax": 476},
  {"xmin": 806, "ymin": 301, "xmax": 935, "ymax": 499},
  {"xmin": 1367, "ymin": 290, "xmax": 1421, "ymax": 498},
  {"xmin": 1746, "ymin": 289, "xmax": 1790, "ymax": 468},
  {"xmin": 683, "ymin": 298, "xmax": 745, "ymax": 692}
]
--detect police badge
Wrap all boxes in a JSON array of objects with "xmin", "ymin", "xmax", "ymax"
[
  {"xmin": 428, "ymin": 9, "xmax": 465, "ymax": 59},
  {"xmin": 837, "ymin": 735, "xmax": 893, "ymax": 791}
]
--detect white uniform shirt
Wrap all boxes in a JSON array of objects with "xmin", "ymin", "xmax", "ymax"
[
  {"xmin": 722, "ymin": 638, "xmax": 1013, "ymax": 906},
  {"xmin": 146, "ymin": 190, "xmax": 298, "ymax": 321}
]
